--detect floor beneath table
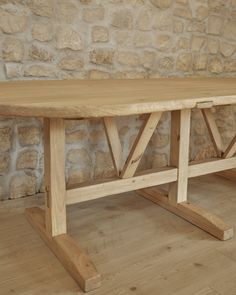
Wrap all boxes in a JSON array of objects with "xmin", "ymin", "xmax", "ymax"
[{"xmin": 1, "ymin": 175, "xmax": 236, "ymax": 295}]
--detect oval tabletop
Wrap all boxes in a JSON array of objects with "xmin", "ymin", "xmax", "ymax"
[{"xmin": 0, "ymin": 78, "xmax": 236, "ymax": 118}]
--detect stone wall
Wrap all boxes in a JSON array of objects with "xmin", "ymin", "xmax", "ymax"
[{"xmin": 0, "ymin": 0, "xmax": 236, "ymax": 200}]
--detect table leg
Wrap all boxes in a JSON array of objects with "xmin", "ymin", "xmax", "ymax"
[
  {"xmin": 25, "ymin": 118, "xmax": 101, "ymax": 292},
  {"xmin": 138, "ymin": 110, "xmax": 233, "ymax": 241}
]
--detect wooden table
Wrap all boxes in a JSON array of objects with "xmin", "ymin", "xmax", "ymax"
[{"xmin": 1, "ymin": 78, "xmax": 236, "ymax": 292}]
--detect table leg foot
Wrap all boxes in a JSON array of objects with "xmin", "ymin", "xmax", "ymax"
[
  {"xmin": 25, "ymin": 207, "xmax": 101, "ymax": 292},
  {"xmin": 137, "ymin": 188, "xmax": 233, "ymax": 241}
]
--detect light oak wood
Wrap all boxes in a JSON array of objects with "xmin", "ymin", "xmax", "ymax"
[
  {"xmin": 201, "ymin": 109, "xmax": 223, "ymax": 157},
  {"xmin": 2, "ymin": 77, "xmax": 236, "ymax": 293},
  {"xmin": 169, "ymin": 109, "xmax": 191, "ymax": 204},
  {"xmin": 103, "ymin": 117, "xmax": 123, "ymax": 175},
  {"xmin": 223, "ymin": 135, "xmax": 236, "ymax": 158},
  {"xmin": 0, "ymin": 78, "xmax": 236, "ymax": 118},
  {"xmin": 66, "ymin": 167, "xmax": 177, "ymax": 205},
  {"xmin": 137, "ymin": 187, "xmax": 233, "ymax": 241},
  {"xmin": 44, "ymin": 118, "xmax": 67, "ymax": 237},
  {"xmin": 25, "ymin": 207, "xmax": 101, "ymax": 292},
  {"xmin": 189, "ymin": 157, "xmax": 236, "ymax": 178},
  {"xmin": 121, "ymin": 112, "xmax": 162, "ymax": 178}
]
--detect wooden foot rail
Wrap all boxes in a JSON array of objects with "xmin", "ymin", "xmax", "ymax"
[
  {"xmin": 25, "ymin": 207, "xmax": 101, "ymax": 292},
  {"xmin": 137, "ymin": 187, "xmax": 233, "ymax": 241}
]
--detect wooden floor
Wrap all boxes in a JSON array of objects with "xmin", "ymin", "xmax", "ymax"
[{"xmin": 1, "ymin": 175, "xmax": 236, "ymax": 295}]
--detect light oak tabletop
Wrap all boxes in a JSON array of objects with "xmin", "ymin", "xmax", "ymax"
[{"xmin": 0, "ymin": 78, "xmax": 236, "ymax": 118}]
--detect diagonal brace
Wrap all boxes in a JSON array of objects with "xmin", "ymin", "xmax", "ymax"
[
  {"xmin": 103, "ymin": 117, "xmax": 123, "ymax": 175},
  {"xmin": 120, "ymin": 112, "xmax": 162, "ymax": 179},
  {"xmin": 223, "ymin": 134, "xmax": 236, "ymax": 158},
  {"xmin": 201, "ymin": 109, "xmax": 223, "ymax": 157}
]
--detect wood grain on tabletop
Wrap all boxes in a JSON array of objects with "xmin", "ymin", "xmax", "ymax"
[{"xmin": 0, "ymin": 78, "xmax": 236, "ymax": 118}]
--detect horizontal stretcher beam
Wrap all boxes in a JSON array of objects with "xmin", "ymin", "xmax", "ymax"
[
  {"xmin": 66, "ymin": 167, "xmax": 177, "ymax": 205},
  {"xmin": 66, "ymin": 157, "xmax": 236, "ymax": 206},
  {"xmin": 188, "ymin": 157, "xmax": 236, "ymax": 178}
]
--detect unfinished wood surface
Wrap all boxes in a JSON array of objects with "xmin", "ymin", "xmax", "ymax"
[
  {"xmin": 223, "ymin": 135, "xmax": 236, "ymax": 158},
  {"xmin": 103, "ymin": 117, "xmax": 123, "ymax": 175},
  {"xmin": 189, "ymin": 157, "xmax": 236, "ymax": 178},
  {"xmin": 66, "ymin": 167, "xmax": 177, "ymax": 205},
  {"xmin": 0, "ymin": 78, "xmax": 236, "ymax": 118},
  {"xmin": 138, "ymin": 187, "xmax": 233, "ymax": 241},
  {"xmin": 2, "ymin": 175, "xmax": 236, "ymax": 295},
  {"xmin": 168, "ymin": 109, "xmax": 191, "ymax": 204},
  {"xmin": 201, "ymin": 109, "xmax": 223, "ymax": 157},
  {"xmin": 44, "ymin": 118, "xmax": 67, "ymax": 237},
  {"xmin": 25, "ymin": 207, "xmax": 101, "ymax": 292},
  {"xmin": 121, "ymin": 112, "xmax": 162, "ymax": 178}
]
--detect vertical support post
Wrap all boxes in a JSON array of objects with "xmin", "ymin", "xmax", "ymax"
[
  {"xmin": 168, "ymin": 109, "xmax": 191, "ymax": 204},
  {"xmin": 44, "ymin": 118, "xmax": 67, "ymax": 237}
]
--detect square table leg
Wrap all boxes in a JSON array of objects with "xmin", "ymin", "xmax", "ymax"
[
  {"xmin": 25, "ymin": 118, "xmax": 101, "ymax": 292},
  {"xmin": 138, "ymin": 109, "xmax": 233, "ymax": 241}
]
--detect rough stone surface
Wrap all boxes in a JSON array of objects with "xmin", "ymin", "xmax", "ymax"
[
  {"xmin": 2, "ymin": 38, "xmax": 24, "ymax": 62},
  {"xmin": 9, "ymin": 173, "xmax": 37, "ymax": 199},
  {"xmin": 24, "ymin": 65, "xmax": 55, "ymax": 77},
  {"xmin": 31, "ymin": 21, "xmax": 53, "ymax": 42},
  {"xmin": 208, "ymin": 16, "xmax": 223, "ymax": 35},
  {"xmin": 56, "ymin": 27, "xmax": 83, "ymax": 50},
  {"xmin": 67, "ymin": 148, "xmax": 92, "ymax": 166},
  {"xmin": 16, "ymin": 150, "xmax": 38, "ymax": 170},
  {"xmin": 0, "ymin": 153, "xmax": 10, "ymax": 174},
  {"xmin": 5, "ymin": 63, "xmax": 22, "ymax": 78},
  {"xmin": 90, "ymin": 49, "xmax": 114, "ymax": 65},
  {"xmin": 58, "ymin": 56, "xmax": 84, "ymax": 71},
  {"xmin": 224, "ymin": 21, "xmax": 236, "ymax": 40},
  {"xmin": 208, "ymin": 57, "xmax": 223, "ymax": 73},
  {"xmin": 0, "ymin": 8, "xmax": 27, "ymax": 33},
  {"xmin": 29, "ymin": 45, "xmax": 53, "ymax": 62},
  {"xmin": 0, "ymin": 128, "xmax": 12, "ymax": 152},
  {"xmin": 0, "ymin": 0, "xmax": 235, "ymax": 198},
  {"xmin": 18, "ymin": 126, "xmax": 41, "ymax": 146},
  {"xmin": 150, "ymin": 0, "xmax": 172, "ymax": 10},
  {"xmin": 117, "ymin": 51, "xmax": 140, "ymax": 66},
  {"xmin": 27, "ymin": 0, "xmax": 54, "ymax": 17},
  {"xmin": 112, "ymin": 9, "xmax": 133, "ymax": 29},
  {"xmin": 83, "ymin": 6, "xmax": 104, "ymax": 23},
  {"xmin": 92, "ymin": 26, "xmax": 109, "ymax": 42},
  {"xmin": 176, "ymin": 53, "xmax": 192, "ymax": 72}
]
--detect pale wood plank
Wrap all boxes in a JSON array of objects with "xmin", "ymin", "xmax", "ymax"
[
  {"xmin": 0, "ymin": 78, "xmax": 236, "ymax": 118},
  {"xmin": 189, "ymin": 157, "xmax": 236, "ymax": 178},
  {"xmin": 25, "ymin": 207, "xmax": 101, "ymax": 292},
  {"xmin": 121, "ymin": 112, "xmax": 162, "ymax": 178},
  {"xmin": 168, "ymin": 109, "xmax": 191, "ymax": 204},
  {"xmin": 103, "ymin": 117, "xmax": 123, "ymax": 175},
  {"xmin": 223, "ymin": 134, "xmax": 236, "ymax": 158},
  {"xmin": 66, "ymin": 167, "xmax": 177, "ymax": 205},
  {"xmin": 44, "ymin": 118, "xmax": 67, "ymax": 237},
  {"xmin": 201, "ymin": 109, "xmax": 223, "ymax": 157},
  {"xmin": 138, "ymin": 187, "xmax": 233, "ymax": 241}
]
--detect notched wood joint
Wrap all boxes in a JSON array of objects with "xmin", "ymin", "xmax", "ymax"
[{"xmin": 196, "ymin": 101, "xmax": 214, "ymax": 109}]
